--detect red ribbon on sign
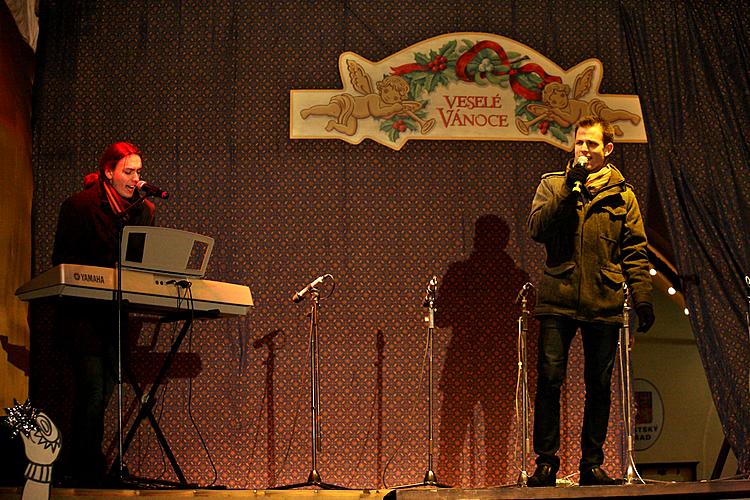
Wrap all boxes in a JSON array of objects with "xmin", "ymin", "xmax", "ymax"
[
  {"xmin": 455, "ymin": 40, "xmax": 507, "ymax": 81},
  {"xmin": 511, "ymin": 63, "xmax": 561, "ymax": 101},
  {"xmin": 390, "ymin": 63, "xmax": 430, "ymax": 75},
  {"xmin": 455, "ymin": 40, "xmax": 561, "ymax": 101}
]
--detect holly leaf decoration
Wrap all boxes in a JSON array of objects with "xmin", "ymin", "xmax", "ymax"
[
  {"xmin": 440, "ymin": 40, "xmax": 457, "ymax": 58},
  {"xmin": 551, "ymin": 125, "xmax": 571, "ymax": 143},
  {"xmin": 415, "ymin": 52, "xmax": 430, "ymax": 65}
]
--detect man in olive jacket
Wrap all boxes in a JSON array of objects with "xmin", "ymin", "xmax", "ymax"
[{"xmin": 526, "ymin": 116, "xmax": 655, "ymax": 487}]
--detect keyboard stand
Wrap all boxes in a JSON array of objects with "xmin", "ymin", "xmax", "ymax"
[{"xmin": 110, "ymin": 308, "xmax": 220, "ymax": 487}]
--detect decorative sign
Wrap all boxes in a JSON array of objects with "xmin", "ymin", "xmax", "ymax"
[
  {"xmin": 3, "ymin": 399, "xmax": 61, "ymax": 500},
  {"xmin": 290, "ymin": 33, "xmax": 647, "ymax": 151},
  {"xmin": 634, "ymin": 378, "xmax": 664, "ymax": 451}
]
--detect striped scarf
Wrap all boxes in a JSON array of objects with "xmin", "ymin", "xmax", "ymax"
[
  {"xmin": 584, "ymin": 165, "xmax": 612, "ymax": 195},
  {"xmin": 102, "ymin": 178, "xmax": 132, "ymax": 217}
]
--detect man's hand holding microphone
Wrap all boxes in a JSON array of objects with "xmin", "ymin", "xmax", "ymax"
[{"xmin": 566, "ymin": 156, "xmax": 590, "ymax": 195}]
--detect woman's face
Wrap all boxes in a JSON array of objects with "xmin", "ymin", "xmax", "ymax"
[{"xmin": 105, "ymin": 154, "xmax": 142, "ymax": 199}]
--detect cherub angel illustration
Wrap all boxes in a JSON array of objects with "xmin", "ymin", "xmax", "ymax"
[
  {"xmin": 517, "ymin": 66, "xmax": 641, "ymax": 136},
  {"xmin": 300, "ymin": 60, "xmax": 434, "ymax": 135}
]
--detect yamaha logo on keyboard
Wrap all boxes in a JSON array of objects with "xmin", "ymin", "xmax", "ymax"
[{"xmin": 73, "ymin": 272, "xmax": 106, "ymax": 284}]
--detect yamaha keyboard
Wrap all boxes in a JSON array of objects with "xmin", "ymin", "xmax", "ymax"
[{"xmin": 16, "ymin": 263, "xmax": 253, "ymax": 316}]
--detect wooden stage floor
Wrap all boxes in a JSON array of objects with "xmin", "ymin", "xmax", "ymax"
[{"xmin": 3, "ymin": 480, "xmax": 750, "ymax": 500}]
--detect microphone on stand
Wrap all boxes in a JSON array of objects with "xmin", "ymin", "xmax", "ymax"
[
  {"xmin": 422, "ymin": 276, "xmax": 438, "ymax": 307},
  {"xmin": 253, "ymin": 329, "xmax": 282, "ymax": 349},
  {"xmin": 291, "ymin": 274, "xmax": 330, "ymax": 303},
  {"xmin": 571, "ymin": 156, "xmax": 588, "ymax": 195},
  {"xmin": 515, "ymin": 282, "xmax": 534, "ymax": 304},
  {"xmin": 136, "ymin": 180, "xmax": 169, "ymax": 199}
]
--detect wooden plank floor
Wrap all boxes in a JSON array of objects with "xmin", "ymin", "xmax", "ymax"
[
  {"xmin": 391, "ymin": 479, "xmax": 750, "ymax": 499},
  {"xmin": 0, "ymin": 489, "xmax": 389, "ymax": 500},
  {"xmin": 3, "ymin": 480, "xmax": 750, "ymax": 500}
]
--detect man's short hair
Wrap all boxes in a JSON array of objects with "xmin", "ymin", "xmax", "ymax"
[{"xmin": 575, "ymin": 115, "xmax": 615, "ymax": 146}]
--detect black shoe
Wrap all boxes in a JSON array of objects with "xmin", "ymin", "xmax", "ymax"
[
  {"xmin": 579, "ymin": 466, "xmax": 622, "ymax": 486},
  {"xmin": 527, "ymin": 464, "xmax": 556, "ymax": 487}
]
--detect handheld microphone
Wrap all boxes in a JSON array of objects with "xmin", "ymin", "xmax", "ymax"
[
  {"xmin": 572, "ymin": 156, "xmax": 588, "ymax": 194},
  {"xmin": 136, "ymin": 180, "xmax": 169, "ymax": 199},
  {"xmin": 291, "ymin": 274, "xmax": 330, "ymax": 303}
]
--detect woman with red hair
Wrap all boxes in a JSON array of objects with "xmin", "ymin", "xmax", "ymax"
[{"xmin": 52, "ymin": 141, "xmax": 155, "ymax": 486}]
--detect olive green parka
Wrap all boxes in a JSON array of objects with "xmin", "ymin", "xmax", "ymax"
[{"xmin": 527, "ymin": 163, "xmax": 653, "ymax": 325}]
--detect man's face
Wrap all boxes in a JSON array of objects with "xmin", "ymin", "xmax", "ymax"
[
  {"xmin": 105, "ymin": 154, "xmax": 142, "ymax": 199},
  {"xmin": 574, "ymin": 124, "xmax": 613, "ymax": 173}
]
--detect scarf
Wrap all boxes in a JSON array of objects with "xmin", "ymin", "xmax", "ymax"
[
  {"xmin": 584, "ymin": 165, "xmax": 612, "ymax": 195},
  {"xmin": 102, "ymin": 178, "xmax": 132, "ymax": 218}
]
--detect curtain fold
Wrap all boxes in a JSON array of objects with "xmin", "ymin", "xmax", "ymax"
[
  {"xmin": 0, "ymin": 0, "xmax": 34, "ymax": 411},
  {"xmin": 619, "ymin": 0, "xmax": 750, "ymax": 473}
]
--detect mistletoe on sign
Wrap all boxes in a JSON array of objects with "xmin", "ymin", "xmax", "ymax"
[{"xmin": 390, "ymin": 39, "xmax": 569, "ymax": 143}]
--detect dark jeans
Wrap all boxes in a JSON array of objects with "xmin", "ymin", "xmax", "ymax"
[
  {"xmin": 532, "ymin": 316, "xmax": 620, "ymax": 471},
  {"xmin": 71, "ymin": 349, "xmax": 117, "ymax": 485}
]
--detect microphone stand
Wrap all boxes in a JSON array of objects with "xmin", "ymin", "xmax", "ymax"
[
  {"xmin": 393, "ymin": 277, "xmax": 449, "ymax": 489},
  {"xmin": 515, "ymin": 283, "xmax": 533, "ymax": 487},
  {"xmin": 108, "ymin": 189, "xmax": 188, "ymax": 487},
  {"xmin": 422, "ymin": 282, "xmax": 443, "ymax": 487},
  {"xmin": 618, "ymin": 283, "xmax": 642, "ymax": 485},
  {"xmin": 275, "ymin": 287, "xmax": 345, "ymax": 489},
  {"xmin": 111, "ymin": 194, "xmax": 151, "ymax": 484}
]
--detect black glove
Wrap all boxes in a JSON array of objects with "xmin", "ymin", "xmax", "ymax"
[
  {"xmin": 636, "ymin": 303, "xmax": 655, "ymax": 332},
  {"xmin": 565, "ymin": 164, "xmax": 589, "ymax": 191}
]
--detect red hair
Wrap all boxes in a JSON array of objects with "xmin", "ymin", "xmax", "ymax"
[{"xmin": 98, "ymin": 142, "xmax": 142, "ymax": 179}]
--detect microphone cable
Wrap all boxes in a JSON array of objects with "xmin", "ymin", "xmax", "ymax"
[
  {"xmin": 269, "ymin": 314, "xmax": 312, "ymax": 485},
  {"xmin": 380, "ymin": 326, "xmax": 430, "ymax": 489},
  {"xmin": 135, "ymin": 311, "xmax": 177, "ymax": 482},
  {"xmin": 140, "ymin": 281, "xmax": 185, "ymax": 483},
  {"xmin": 157, "ymin": 279, "xmax": 220, "ymax": 487},
  {"xmin": 182, "ymin": 281, "xmax": 220, "ymax": 487},
  {"xmin": 272, "ymin": 277, "xmax": 338, "ymax": 486},
  {"xmin": 509, "ymin": 282, "xmax": 535, "ymax": 488},
  {"xmin": 508, "ymin": 320, "xmax": 528, "ymax": 487}
]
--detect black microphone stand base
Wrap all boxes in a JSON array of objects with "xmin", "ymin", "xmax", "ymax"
[
  {"xmin": 272, "ymin": 469, "xmax": 348, "ymax": 490},
  {"xmin": 424, "ymin": 470, "xmax": 438, "ymax": 485},
  {"xmin": 391, "ymin": 470, "xmax": 450, "ymax": 490}
]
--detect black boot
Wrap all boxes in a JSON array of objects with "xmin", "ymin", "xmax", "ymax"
[
  {"xmin": 527, "ymin": 464, "xmax": 557, "ymax": 487},
  {"xmin": 579, "ymin": 466, "xmax": 622, "ymax": 486}
]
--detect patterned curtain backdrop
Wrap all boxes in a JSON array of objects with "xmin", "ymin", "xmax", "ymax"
[
  {"xmin": 30, "ymin": 0, "xmax": 652, "ymax": 488},
  {"xmin": 619, "ymin": 0, "xmax": 750, "ymax": 473}
]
